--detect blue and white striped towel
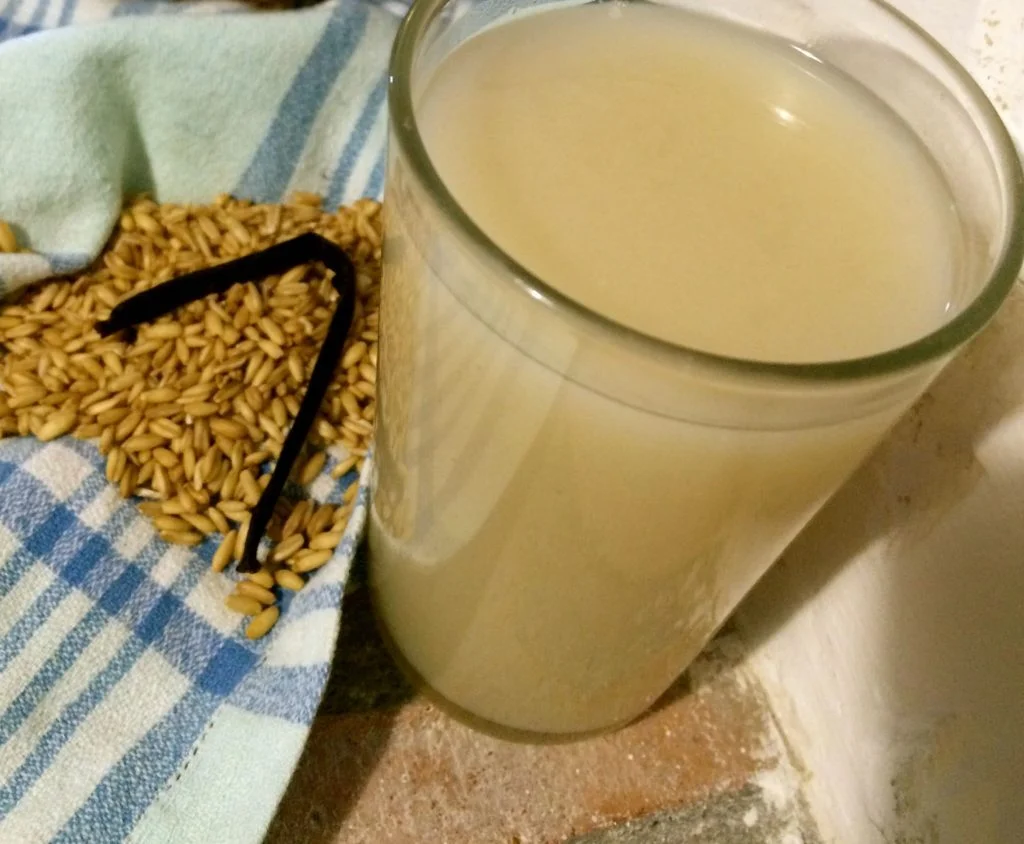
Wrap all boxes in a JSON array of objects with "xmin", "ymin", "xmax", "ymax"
[{"xmin": 0, "ymin": 1, "xmax": 400, "ymax": 841}]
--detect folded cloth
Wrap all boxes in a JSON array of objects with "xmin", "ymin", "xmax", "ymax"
[{"xmin": 0, "ymin": 1, "xmax": 397, "ymax": 842}]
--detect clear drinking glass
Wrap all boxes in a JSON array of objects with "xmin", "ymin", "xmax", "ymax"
[{"xmin": 368, "ymin": 0, "xmax": 1024, "ymax": 739}]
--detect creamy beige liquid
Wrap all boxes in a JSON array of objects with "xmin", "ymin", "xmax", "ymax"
[
  {"xmin": 417, "ymin": 2, "xmax": 958, "ymax": 362},
  {"xmin": 371, "ymin": 2, "xmax": 960, "ymax": 735}
]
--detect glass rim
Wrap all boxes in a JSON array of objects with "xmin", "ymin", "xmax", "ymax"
[{"xmin": 388, "ymin": 0, "xmax": 1024, "ymax": 382}]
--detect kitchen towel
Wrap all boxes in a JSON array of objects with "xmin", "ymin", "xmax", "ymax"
[{"xmin": 0, "ymin": 1, "xmax": 396, "ymax": 841}]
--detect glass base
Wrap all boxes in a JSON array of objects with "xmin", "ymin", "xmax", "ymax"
[{"xmin": 369, "ymin": 594, "xmax": 642, "ymax": 745}]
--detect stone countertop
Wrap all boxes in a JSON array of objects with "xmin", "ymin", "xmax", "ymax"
[{"xmin": 265, "ymin": 552, "xmax": 819, "ymax": 844}]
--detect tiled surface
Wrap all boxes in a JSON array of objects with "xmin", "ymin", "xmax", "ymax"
[{"xmin": 266, "ymin": 568, "xmax": 818, "ymax": 844}]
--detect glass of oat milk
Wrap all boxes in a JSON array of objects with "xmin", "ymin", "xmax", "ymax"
[{"xmin": 368, "ymin": 0, "xmax": 1024, "ymax": 739}]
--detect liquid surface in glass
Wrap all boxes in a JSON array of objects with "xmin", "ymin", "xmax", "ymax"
[{"xmin": 417, "ymin": 1, "xmax": 959, "ymax": 361}]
